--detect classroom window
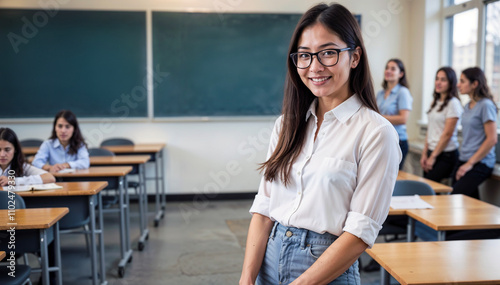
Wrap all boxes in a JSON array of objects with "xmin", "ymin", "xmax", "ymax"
[{"xmin": 485, "ymin": 1, "xmax": 500, "ymax": 104}]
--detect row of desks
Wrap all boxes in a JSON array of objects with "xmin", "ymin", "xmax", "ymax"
[{"xmin": 14, "ymin": 143, "xmax": 166, "ymax": 284}]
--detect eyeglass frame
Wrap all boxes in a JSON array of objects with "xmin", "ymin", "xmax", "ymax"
[{"xmin": 290, "ymin": 47, "xmax": 353, "ymax": 69}]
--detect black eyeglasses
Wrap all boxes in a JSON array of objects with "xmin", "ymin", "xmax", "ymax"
[{"xmin": 290, "ymin": 47, "xmax": 353, "ymax": 69}]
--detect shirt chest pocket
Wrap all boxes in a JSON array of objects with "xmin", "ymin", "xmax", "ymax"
[{"xmin": 319, "ymin": 157, "xmax": 357, "ymax": 192}]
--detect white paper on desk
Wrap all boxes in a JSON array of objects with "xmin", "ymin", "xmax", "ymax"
[
  {"xmin": 390, "ymin": 195, "xmax": 434, "ymax": 209},
  {"xmin": 58, "ymin": 168, "xmax": 75, "ymax": 173}
]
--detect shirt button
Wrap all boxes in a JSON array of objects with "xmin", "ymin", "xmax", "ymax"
[
  {"xmin": 298, "ymin": 192, "xmax": 302, "ymax": 196},
  {"xmin": 297, "ymin": 171, "xmax": 301, "ymax": 176},
  {"xmin": 306, "ymin": 155, "xmax": 310, "ymax": 160},
  {"xmin": 285, "ymin": 231, "xmax": 293, "ymax": 237}
]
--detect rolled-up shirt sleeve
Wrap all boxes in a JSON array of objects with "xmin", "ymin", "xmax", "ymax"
[
  {"xmin": 343, "ymin": 124, "xmax": 401, "ymax": 247},
  {"xmin": 67, "ymin": 144, "xmax": 90, "ymax": 169},
  {"xmin": 249, "ymin": 116, "xmax": 282, "ymax": 217}
]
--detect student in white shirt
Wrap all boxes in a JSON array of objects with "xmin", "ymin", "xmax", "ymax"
[
  {"xmin": 239, "ymin": 4, "xmax": 401, "ymax": 285},
  {"xmin": 420, "ymin": 67, "xmax": 463, "ymax": 182},
  {"xmin": 32, "ymin": 110, "xmax": 89, "ymax": 173},
  {"xmin": 0, "ymin": 127, "xmax": 55, "ymax": 186}
]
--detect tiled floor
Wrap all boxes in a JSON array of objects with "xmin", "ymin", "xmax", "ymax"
[{"xmin": 26, "ymin": 199, "xmax": 395, "ymax": 284}]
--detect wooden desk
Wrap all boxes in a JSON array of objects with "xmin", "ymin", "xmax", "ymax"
[
  {"xmin": 0, "ymin": 208, "xmax": 68, "ymax": 285},
  {"xmin": 397, "ymin": 170, "xmax": 452, "ymax": 194},
  {"xmin": 89, "ymin": 155, "xmax": 150, "ymax": 251},
  {"xmin": 367, "ymin": 239, "xmax": 500, "ymax": 285},
  {"xmin": 0, "ymin": 251, "xmax": 4, "ymax": 260},
  {"xmin": 53, "ymin": 166, "xmax": 133, "ymax": 278},
  {"xmin": 389, "ymin": 194, "xmax": 494, "ymax": 215},
  {"xmin": 101, "ymin": 143, "xmax": 166, "ymax": 227},
  {"xmin": 18, "ymin": 181, "xmax": 108, "ymax": 285}
]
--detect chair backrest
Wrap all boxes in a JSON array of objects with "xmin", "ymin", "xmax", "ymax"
[
  {"xmin": 88, "ymin": 147, "xmax": 115, "ymax": 157},
  {"xmin": 19, "ymin": 139, "xmax": 44, "ymax": 147},
  {"xmin": 100, "ymin": 138, "xmax": 134, "ymax": 146},
  {"xmin": 0, "ymin": 191, "xmax": 26, "ymax": 209},
  {"xmin": 393, "ymin": 180, "xmax": 436, "ymax": 196}
]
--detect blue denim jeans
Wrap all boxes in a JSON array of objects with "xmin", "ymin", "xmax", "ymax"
[{"xmin": 256, "ymin": 223, "xmax": 360, "ymax": 285}]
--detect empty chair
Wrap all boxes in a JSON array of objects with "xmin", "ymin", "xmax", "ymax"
[
  {"xmin": 19, "ymin": 139, "xmax": 43, "ymax": 147},
  {"xmin": 100, "ymin": 138, "xmax": 133, "ymax": 146},
  {"xmin": 88, "ymin": 147, "xmax": 115, "ymax": 157}
]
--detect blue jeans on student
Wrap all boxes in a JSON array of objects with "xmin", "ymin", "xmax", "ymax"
[
  {"xmin": 256, "ymin": 223, "xmax": 360, "ymax": 285},
  {"xmin": 399, "ymin": 140, "xmax": 408, "ymax": 170}
]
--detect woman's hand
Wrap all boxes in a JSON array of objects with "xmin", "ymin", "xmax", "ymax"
[
  {"xmin": 456, "ymin": 162, "xmax": 473, "ymax": 181},
  {"xmin": 0, "ymin": 176, "xmax": 9, "ymax": 186},
  {"xmin": 49, "ymin": 163, "xmax": 68, "ymax": 173},
  {"xmin": 424, "ymin": 155, "xmax": 436, "ymax": 172},
  {"xmin": 420, "ymin": 152, "xmax": 427, "ymax": 170}
]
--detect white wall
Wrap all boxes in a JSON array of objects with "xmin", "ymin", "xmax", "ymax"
[{"xmin": 1, "ymin": 0, "xmax": 414, "ymax": 195}]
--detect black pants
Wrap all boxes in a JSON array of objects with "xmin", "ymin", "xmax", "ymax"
[
  {"xmin": 451, "ymin": 160, "xmax": 493, "ymax": 199},
  {"xmin": 423, "ymin": 149, "xmax": 458, "ymax": 182},
  {"xmin": 399, "ymin": 140, "xmax": 408, "ymax": 170}
]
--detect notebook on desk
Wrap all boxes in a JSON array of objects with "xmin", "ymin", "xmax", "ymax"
[{"xmin": 2, "ymin": 183, "xmax": 63, "ymax": 192}]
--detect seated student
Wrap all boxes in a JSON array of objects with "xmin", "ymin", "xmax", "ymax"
[
  {"xmin": 0, "ymin": 127, "xmax": 55, "ymax": 186},
  {"xmin": 32, "ymin": 110, "xmax": 90, "ymax": 173}
]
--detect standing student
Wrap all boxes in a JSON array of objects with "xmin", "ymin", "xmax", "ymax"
[
  {"xmin": 452, "ymin": 67, "xmax": 498, "ymax": 199},
  {"xmin": 239, "ymin": 3, "xmax": 401, "ymax": 285},
  {"xmin": 376, "ymin": 58, "xmax": 413, "ymax": 170},
  {"xmin": 420, "ymin": 67, "xmax": 463, "ymax": 182},
  {"xmin": 0, "ymin": 127, "xmax": 55, "ymax": 186},
  {"xmin": 32, "ymin": 110, "xmax": 90, "ymax": 173}
]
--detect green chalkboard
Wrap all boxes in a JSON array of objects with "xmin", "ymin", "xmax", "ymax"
[
  {"xmin": 153, "ymin": 12, "xmax": 301, "ymax": 117},
  {"xmin": 0, "ymin": 10, "xmax": 147, "ymax": 118}
]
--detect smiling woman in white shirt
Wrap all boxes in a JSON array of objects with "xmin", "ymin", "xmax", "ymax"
[
  {"xmin": 239, "ymin": 3, "xmax": 401, "ymax": 285},
  {"xmin": 0, "ymin": 127, "xmax": 55, "ymax": 187},
  {"xmin": 420, "ymin": 67, "xmax": 463, "ymax": 182},
  {"xmin": 32, "ymin": 110, "xmax": 90, "ymax": 173}
]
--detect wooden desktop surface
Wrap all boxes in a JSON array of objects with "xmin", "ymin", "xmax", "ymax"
[
  {"xmin": 101, "ymin": 143, "xmax": 165, "ymax": 154},
  {"xmin": 21, "ymin": 146, "xmax": 38, "ymax": 156},
  {"xmin": 13, "ymin": 181, "xmax": 108, "ymax": 197},
  {"xmin": 52, "ymin": 166, "xmax": 132, "ymax": 178},
  {"xmin": 89, "ymin": 155, "xmax": 150, "ymax": 165},
  {"xmin": 0, "ymin": 251, "xmax": 5, "ymax": 260},
  {"xmin": 0, "ymin": 208, "xmax": 69, "ymax": 230},
  {"xmin": 397, "ymin": 171, "xmax": 452, "ymax": 194},
  {"xmin": 367, "ymin": 239, "xmax": 500, "ymax": 285},
  {"xmin": 389, "ymin": 194, "xmax": 494, "ymax": 215}
]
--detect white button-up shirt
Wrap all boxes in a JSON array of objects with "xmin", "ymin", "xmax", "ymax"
[
  {"xmin": 1, "ymin": 163, "xmax": 47, "ymax": 185},
  {"xmin": 250, "ymin": 95, "xmax": 401, "ymax": 247}
]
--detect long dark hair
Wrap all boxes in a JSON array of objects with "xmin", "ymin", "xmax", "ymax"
[
  {"xmin": 462, "ymin": 67, "xmax": 498, "ymax": 112},
  {"xmin": 260, "ymin": 3, "xmax": 377, "ymax": 185},
  {"xmin": 0, "ymin": 128, "xmax": 26, "ymax": 176},
  {"xmin": 50, "ymin": 110, "xmax": 87, "ymax": 155},
  {"xmin": 427, "ymin": 67, "xmax": 459, "ymax": 113},
  {"xmin": 382, "ymin": 58, "xmax": 409, "ymax": 90}
]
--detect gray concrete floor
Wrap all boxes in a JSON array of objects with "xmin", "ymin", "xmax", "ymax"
[{"xmin": 26, "ymin": 199, "xmax": 396, "ymax": 284}]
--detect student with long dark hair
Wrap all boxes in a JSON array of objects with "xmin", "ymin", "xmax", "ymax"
[
  {"xmin": 377, "ymin": 58, "xmax": 412, "ymax": 170},
  {"xmin": 0, "ymin": 127, "xmax": 55, "ymax": 186},
  {"xmin": 32, "ymin": 110, "xmax": 90, "ymax": 172},
  {"xmin": 420, "ymin": 67, "xmax": 463, "ymax": 182},
  {"xmin": 240, "ymin": 3, "xmax": 400, "ymax": 284},
  {"xmin": 452, "ymin": 67, "xmax": 498, "ymax": 199}
]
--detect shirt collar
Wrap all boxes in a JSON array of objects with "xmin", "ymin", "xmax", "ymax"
[
  {"xmin": 305, "ymin": 94, "xmax": 363, "ymax": 124},
  {"xmin": 1, "ymin": 164, "xmax": 11, "ymax": 176},
  {"xmin": 51, "ymin": 138, "xmax": 63, "ymax": 149},
  {"xmin": 390, "ymin": 84, "xmax": 401, "ymax": 94}
]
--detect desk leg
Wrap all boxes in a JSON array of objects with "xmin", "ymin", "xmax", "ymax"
[
  {"xmin": 154, "ymin": 151, "xmax": 164, "ymax": 227},
  {"xmin": 89, "ymin": 195, "xmax": 98, "ymax": 285},
  {"xmin": 138, "ymin": 163, "xmax": 149, "ymax": 251},
  {"xmin": 54, "ymin": 223, "xmax": 62, "ymax": 285},
  {"xmin": 40, "ymin": 228, "xmax": 50, "ymax": 285},
  {"xmin": 380, "ymin": 267, "xmax": 390, "ymax": 285},
  {"xmin": 118, "ymin": 176, "xmax": 133, "ymax": 278},
  {"xmin": 438, "ymin": 231, "xmax": 446, "ymax": 241},
  {"xmin": 407, "ymin": 217, "xmax": 415, "ymax": 242},
  {"xmin": 97, "ymin": 193, "xmax": 107, "ymax": 285},
  {"xmin": 160, "ymin": 149, "xmax": 166, "ymax": 211}
]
